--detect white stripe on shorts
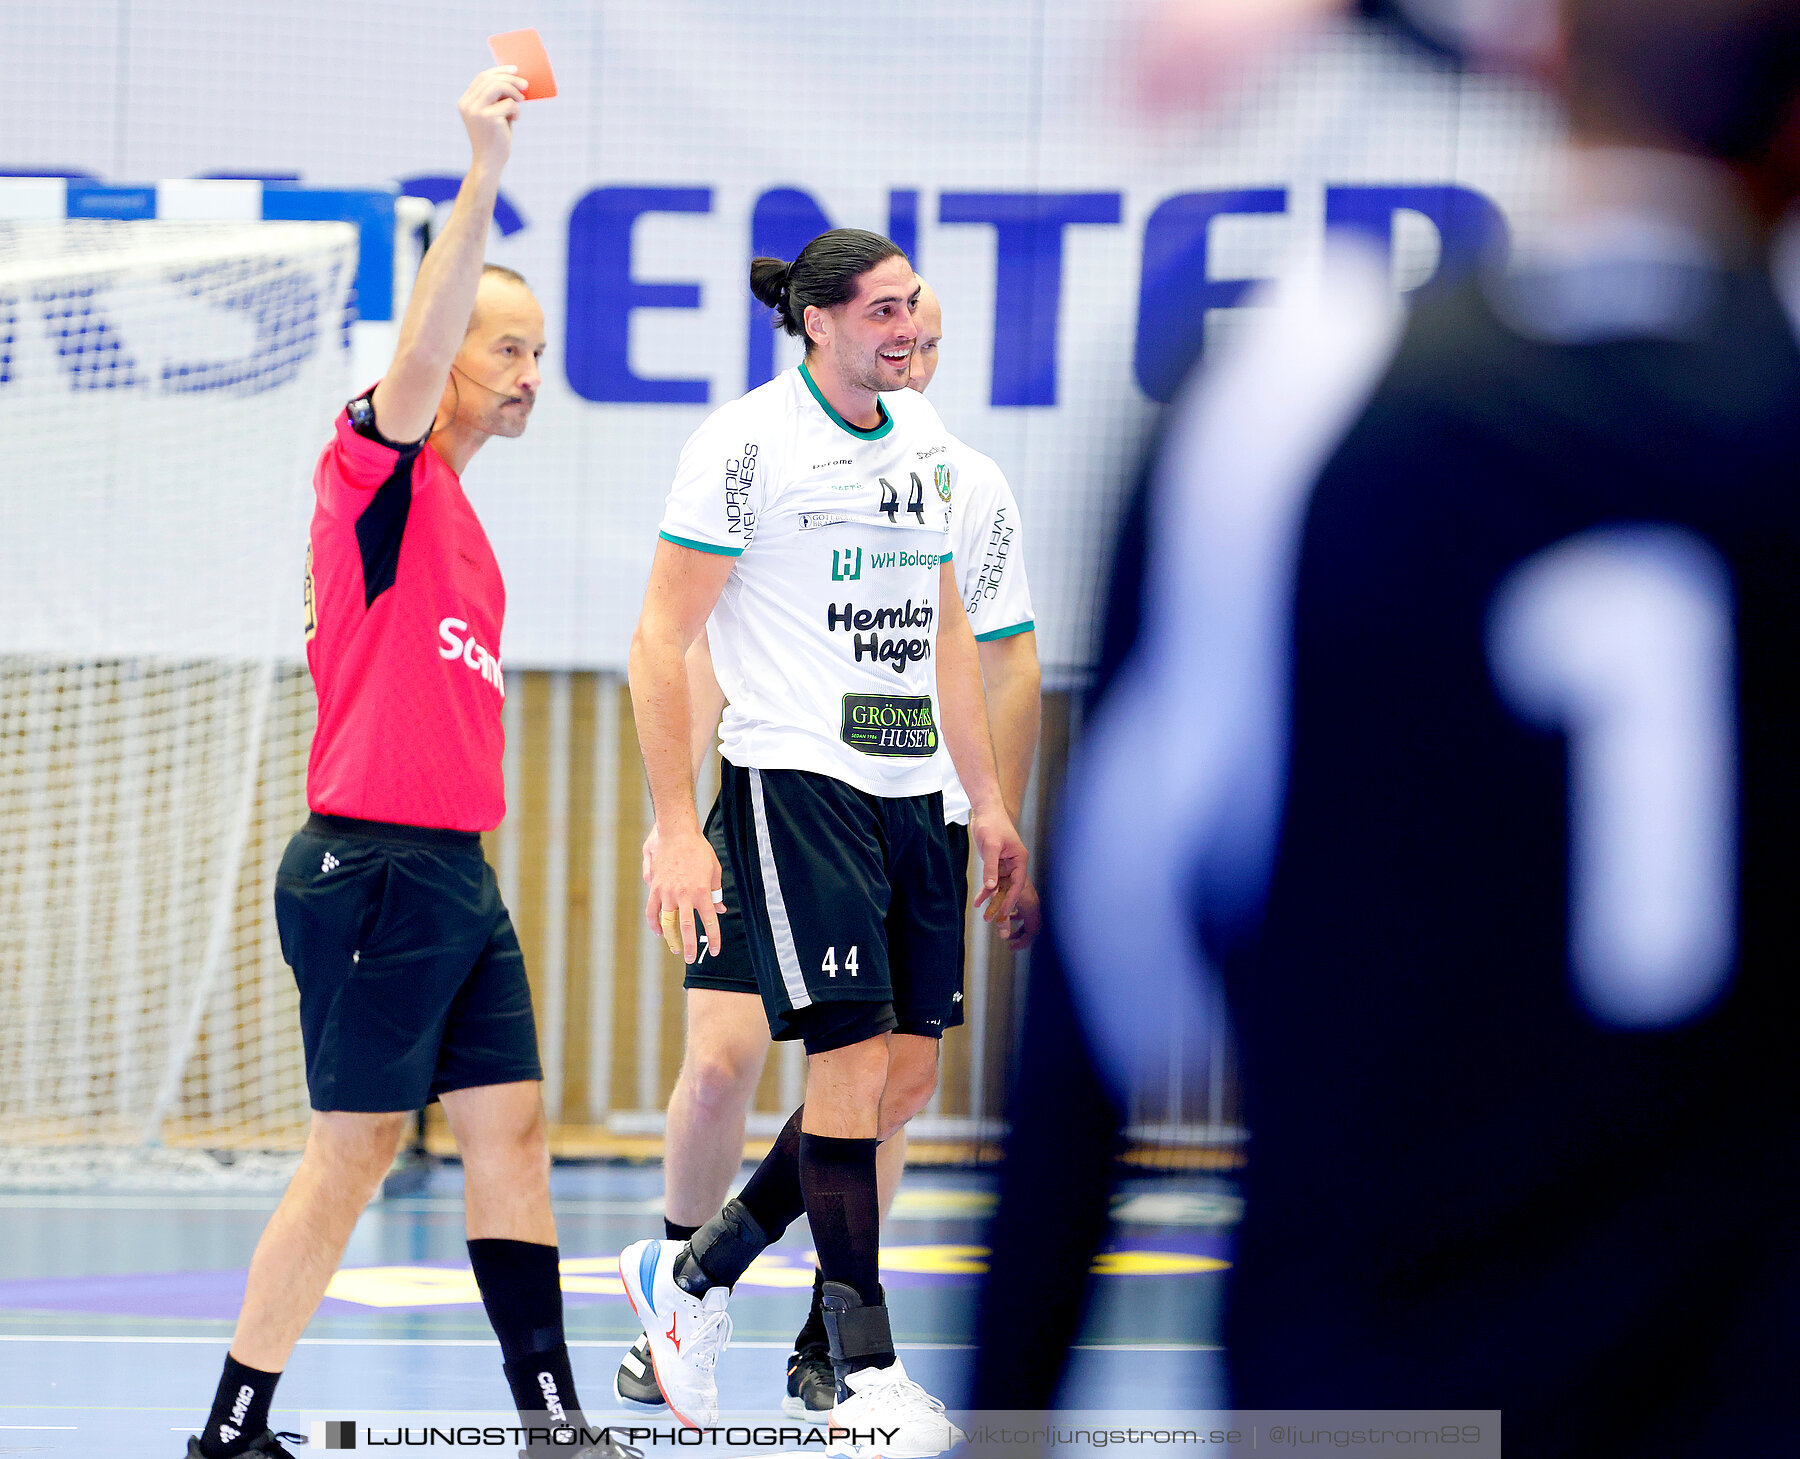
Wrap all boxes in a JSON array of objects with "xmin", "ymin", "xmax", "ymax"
[{"xmin": 748, "ymin": 767, "xmax": 811, "ymax": 1010}]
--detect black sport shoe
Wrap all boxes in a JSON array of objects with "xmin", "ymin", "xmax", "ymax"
[
  {"xmin": 612, "ymin": 1331, "xmax": 668, "ymax": 1413},
  {"xmin": 782, "ymin": 1343, "xmax": 837, "ymax": 1418},
  {"xmin": 186, "ymin": 1433, "xmax": 302, "ymax": 1459}
]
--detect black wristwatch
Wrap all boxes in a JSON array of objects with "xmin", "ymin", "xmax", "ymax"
[{"xmin": 347, "ymin": 392, "xmax": 426, "ymax": 451}]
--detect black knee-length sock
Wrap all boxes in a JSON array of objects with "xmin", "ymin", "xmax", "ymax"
[
  {"xmin": 799, "ymin": 1133, "xmax": 884, "ymax": 1311},
  {"xmin": 676, "ymin": 1106, "xmax": 807, "ymax": 1294},
  {"xmin": 734, "ymin": 1105, "xmax": 807, "ymax": 1236}
]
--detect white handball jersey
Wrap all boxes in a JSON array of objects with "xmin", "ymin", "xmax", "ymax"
[
  {"xmin": 660, "ymin": 363, "xmax": 958, "ymax": 797},
  {"xmin": 938, "ymin": 439, "xmax": 1035, "ymax": 825}
]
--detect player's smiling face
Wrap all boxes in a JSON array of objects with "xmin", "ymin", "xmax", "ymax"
[
  {"xmin": 817, "ymin": 256, "xmax": 920, "ymax": 395},
  {"xmin": 450, "ymin": 275, "xmax": 547, "ymax": 439}
]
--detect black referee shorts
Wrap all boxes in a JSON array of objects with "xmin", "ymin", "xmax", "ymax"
[
  {"xmin": 274, "ymin": 814, "xmax": 543, "ymax": 1113},
  {"xmin": 718, "ymin": 761, "xmax": 965, "ymax": 1050}
]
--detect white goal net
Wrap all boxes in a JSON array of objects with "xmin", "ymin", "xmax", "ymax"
[{"xmin": 0, "ymin": 219, "xmax": 356, "ymax": 1168}]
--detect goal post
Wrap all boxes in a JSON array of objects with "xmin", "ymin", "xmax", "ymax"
[{"xmin": 0, "ymin": 216, "xmax": 358, "ymax": 1161}]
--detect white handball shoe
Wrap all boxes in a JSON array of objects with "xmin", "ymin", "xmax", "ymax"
[
  {"xmin": 616, "ymin": 1238, "xmax": 732, "ymax": 1428},
  {"xmin": 830, "ymin": 1356, "xmax": 966, "ymax": 1458}
]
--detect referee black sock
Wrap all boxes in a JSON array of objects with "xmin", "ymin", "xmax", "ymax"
[
  {"xmin": 664, "ymin": 1218, "xmax": 700, "ymax": 1243},
  {"xmin": 502, "ymin": 1347, "xmax": 585, "ymax": 1448},
  {"xmin": 467, "ymin": 1239, "xmax": 587, "ymax": 1439},
  {"xmin": 799, "ymin": 1133, "xmax": 888, "ymax": 1353},
  {"xmin": 196, "ymin": 1353, "xmax": 280, "ymax": 1458}
]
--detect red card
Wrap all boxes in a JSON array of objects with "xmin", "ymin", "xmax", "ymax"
[{"xmin": 487, "ymin": 28, "xmax": 557, "ymax": 100}]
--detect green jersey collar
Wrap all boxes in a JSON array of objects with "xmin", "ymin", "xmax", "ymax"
[{"xmin": 800, "ymin": 360, "xmax": 892, "ymax": 440}]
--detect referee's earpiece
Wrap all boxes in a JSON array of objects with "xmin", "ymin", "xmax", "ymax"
[
  {"xmin": 428, "ymin": 371, "xmax": 458, "ymax": 438},
  {"xmin": 450, "ymin": 362, "xmax": 513, "ymax": 397}
]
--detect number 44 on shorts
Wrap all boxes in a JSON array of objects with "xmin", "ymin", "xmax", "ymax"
[{"xmin": 821, "ymin": 945, "xmax": 860, "ymax": 978}]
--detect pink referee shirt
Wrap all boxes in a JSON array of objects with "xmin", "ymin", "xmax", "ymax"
[{"xmin": 303, "ymin": 390, "xmax": 507, "ymax": 832}]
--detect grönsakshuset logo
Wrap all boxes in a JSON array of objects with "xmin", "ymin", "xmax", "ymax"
[{"xmin": 841, "ymin": 693, "xmax": 938, "ymax": 757}]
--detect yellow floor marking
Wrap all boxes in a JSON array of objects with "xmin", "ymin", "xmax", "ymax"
[{"xmin": 321, "ymin": 1245, "xmax": 1228, "ymax": 1306}]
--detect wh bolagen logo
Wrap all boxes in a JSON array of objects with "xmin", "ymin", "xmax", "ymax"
[
  {"xmin": 438, "ymin": 618, "xmax": 505, "ymax": 698},
  {"xmin": 829, "ymin": 544, "xmax": 945, "ymax": 579}
]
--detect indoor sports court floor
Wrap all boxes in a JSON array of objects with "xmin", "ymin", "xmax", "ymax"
[{"xmin": 0, "ymin": 1163, "xmax": 1232, "ymax": 1454}]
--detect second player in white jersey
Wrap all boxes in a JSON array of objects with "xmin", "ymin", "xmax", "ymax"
[
  {"xmin": 658, "ymin": 361, "xmax": 959, "ymax": 797},
  {"xmin": 937, "ymin": 438, "xmax": 1035, "ymax": 823}
]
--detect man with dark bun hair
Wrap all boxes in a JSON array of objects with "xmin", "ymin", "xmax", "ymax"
[
  {"xmin": 613, "ymin": 275, "xmax": 1042, "ymax": 1423},
  {"xmin": 620, "ymin": 229, "xmax": 1023, "ymax": 1451}
]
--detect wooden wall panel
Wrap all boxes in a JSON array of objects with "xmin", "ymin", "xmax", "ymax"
[{"xmin": 468, "ymin": 673, "xmax": 1233, "ymax": 1162}]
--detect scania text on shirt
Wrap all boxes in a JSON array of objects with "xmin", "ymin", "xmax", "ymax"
[{"xmin": 438, "ymin": 616, "xmax": 505, "ymax": 696}]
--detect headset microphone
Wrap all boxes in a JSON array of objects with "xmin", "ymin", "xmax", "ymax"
[{"xmin": 451, "ymin": 363, "xmax": 522, "ymax": 400}]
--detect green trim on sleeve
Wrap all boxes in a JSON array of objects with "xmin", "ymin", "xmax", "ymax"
[
  {"xmin": 659, "ymin": 531, "xmax": 743, "ymax": 558},
  {"xmin": 940, "ymin": 548, "xmax": 953, "ymax": 563},
  {"xmin": 974, "ymin": 620, "xmax": 1035, "ymax": 642},
  {"xmin": 799, "ymin": 360, "xmax": 893, "ymax": 440}
]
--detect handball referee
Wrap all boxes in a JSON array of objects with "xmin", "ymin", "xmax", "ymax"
[{"xmin": 187, "ymin": 70, "xmax": 618, "ymax": 1459}]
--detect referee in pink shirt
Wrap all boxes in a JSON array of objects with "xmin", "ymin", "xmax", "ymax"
[{"xmin": 185, "ymin": 70, "xmax": 621, "ymax": 1459}]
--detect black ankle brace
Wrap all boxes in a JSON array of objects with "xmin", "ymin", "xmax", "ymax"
[
  {"xmin": 676, "ymin": 1197, "xmax": 770, "ymax": 1294},
  {"xmin": 820, "ymin": 1279, "xmax": 896, "ymax": 1382}
]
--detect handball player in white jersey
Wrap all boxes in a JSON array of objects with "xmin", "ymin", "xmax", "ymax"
[
  {"xmin": 613, "ymin": 278, "xmax": 1043, "ymax": 1420},
  {"xmin": 620, "ymin": 230, "xmax": 1026, "ymax": 1450}
]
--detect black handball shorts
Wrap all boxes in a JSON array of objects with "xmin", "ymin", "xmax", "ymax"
[
  {"xmin": 717, "ymin": 761, "xmax": 965, "ymax": 1047},
  {"xmin": 681, "ymin": 792, "xmax": 757, "ymax": 995}
]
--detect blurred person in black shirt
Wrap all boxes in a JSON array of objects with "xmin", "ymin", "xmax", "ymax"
[{"xmin": 984, "ymin": 2, "xmax": 1800, "ymax": 1451}]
